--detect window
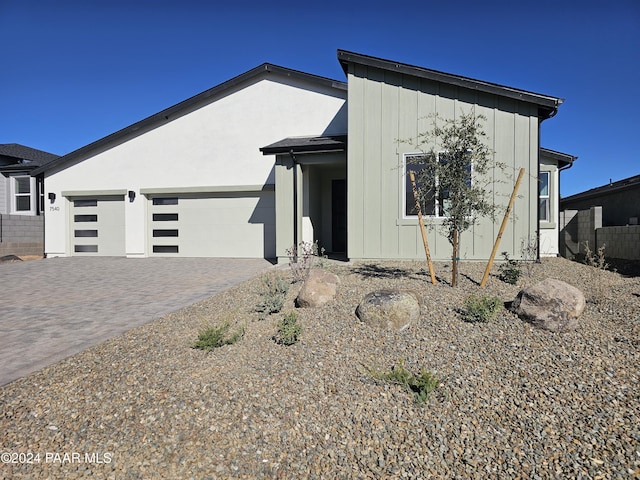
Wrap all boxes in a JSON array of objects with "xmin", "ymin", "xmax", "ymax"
[
  {"xmin": 404, "ymin": 152, "xmax": 471, "ymax": 218},
  {"xmin": 11, "ymin": 175, "xmax": 35, "ymax": 214},
  {"xmin": 152, "ymin": 197, "xmax": 178, "ymax": 206},
  {"xmin": 539, "ymin": 171, "xmax": 550, "ymax": 222}
]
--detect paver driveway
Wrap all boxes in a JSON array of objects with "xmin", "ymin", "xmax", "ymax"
[{"xmin": 0, "ymin": 257, "xmax": 274, "ymax": 386}]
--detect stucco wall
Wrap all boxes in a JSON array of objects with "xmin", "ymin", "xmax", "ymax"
[
  {"xmin": 539, "ymin": 158, "xmax": 560, "ymax": 257},
  {"xmin": 346, "ymin": 64, "xmax": 540, "ymax": 260},
  {"xmin": 43, "ymin": 73, "xmax": 347, "ymax": 257}
]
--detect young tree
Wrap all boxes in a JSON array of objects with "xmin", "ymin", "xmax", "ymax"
[{"xmin": 406, "ymin": 111, "xmax": 499, "ymax": 286}]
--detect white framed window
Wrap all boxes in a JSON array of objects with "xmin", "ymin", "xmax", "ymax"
[
  {"xmin": 11, "ymin": 175, "xmax": 36, "ymax": 214},
  {"xmin": 539, "ymin": 171, "xmax": 550, "ymax": 222},
  {"xmin": 404, "ymin": 152, "xmax": 472, "ymax": 218}
]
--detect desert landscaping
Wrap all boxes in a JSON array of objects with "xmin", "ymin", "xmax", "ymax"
[{"xmin": 1, "ymin": 256, "xmax": 639, "ymax": 479}]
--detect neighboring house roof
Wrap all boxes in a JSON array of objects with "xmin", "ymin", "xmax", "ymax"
[
  {"xmin": 32, "ymin": 64, "xmax": 347, "ymax": 176},
  {"xmin": 337, "ymin": 50, "xmax": 564, "ymax": 120},
  {"xmin": 260, "ymin": 135, "xmax": 347, "ymax": 155},
  {"xmin": 540, "ymin": 147, "xmax": 577, "ymax": 169},
  {"xmin": 0, "ymin": 143, "xmax": 59, "ymax": 171},
  {"xmin": 561, "ymin": 174, "xmax": 640, "ymax": 203}
]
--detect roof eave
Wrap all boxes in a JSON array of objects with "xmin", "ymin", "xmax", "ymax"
[{"xmin": 337, "ymin": 49, "xmax": 564, "ymax": 114}]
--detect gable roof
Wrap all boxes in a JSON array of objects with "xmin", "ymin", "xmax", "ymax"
[
  {"xmin": 32, "ymin": 64, "xmax": 347, "ymax": 176},
  {"xmin": 337, "ymin": 50, "xmax": 563, "ymax": 120},
  {"xmin": 0, "ymin": 143, "xmax": 59, "ymax": 167}
]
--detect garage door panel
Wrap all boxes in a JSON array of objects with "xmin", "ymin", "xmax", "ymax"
[
  {"xmin": 148, "ymin": 193, "xmax": 275, "ymax": 258},
  {"xmin": 71, "ymin": 196, "xmax": 125, "ymax": 256}
]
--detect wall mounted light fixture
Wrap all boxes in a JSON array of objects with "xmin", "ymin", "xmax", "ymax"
[
  {"xmin": 128, "ymin": 190, "xmax": 136, "ymax": 202},
  {"xmin": 48, "ymin": 192, "xmax": 56, "ymax": 203}
]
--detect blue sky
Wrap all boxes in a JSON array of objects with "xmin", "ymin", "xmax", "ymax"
[{"xmin": 1, "ymin": 0, "xmax": 638, "ymax": 197}]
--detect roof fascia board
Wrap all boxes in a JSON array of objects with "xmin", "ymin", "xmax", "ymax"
[
  {"xmin": 337, "ymin": 49, "xmax": 563, "ymax": 112},
  {"xmin": 33, "ymin": 64, "xmax": 346, "ymax": 176},
  {"xmin": 540, "ymin": 147, "xmax": 577, "ymax": 167}
]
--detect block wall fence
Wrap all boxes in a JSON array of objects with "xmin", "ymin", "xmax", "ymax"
[
  {"xmin": 560, "ymin": 206, "xmax": 640, "ymax": 260},
  {"xmin": 0, "ymin": 214, "xmax": 44, "ymax": 257}
]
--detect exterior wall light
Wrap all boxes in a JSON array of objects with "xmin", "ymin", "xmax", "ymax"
[
  {"xmin": 128, "ymin": 190, "xmax": 136, "ymax": 202},
  {"xmin": 48, "ymin": 192, "xmax": 56, "ymax": 203}
]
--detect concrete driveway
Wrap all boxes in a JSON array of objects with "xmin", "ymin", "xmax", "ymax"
[{"xmin": 0, "ymin": 257, "xmax": 274, "ymax": 386}]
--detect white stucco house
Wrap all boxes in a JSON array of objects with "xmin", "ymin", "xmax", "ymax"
[{"xmin": 33, "ymin": 50, "xmax": 574, "ymax": 261}]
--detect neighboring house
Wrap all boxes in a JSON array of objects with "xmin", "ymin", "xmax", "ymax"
[
  {"xmin": 560, "ymin": 174, "xmax": 640, "ymax": 227},
  {"xmin": 0, "ymin": 144, "xmax": 59, "ymax": 256},
  {"xmin": 559, "ymin": 174, "xmax": 639, "ymax": 261},
  {"xmin": 33, "ymin": 50, "xmax": 568, "ymax": 261}
]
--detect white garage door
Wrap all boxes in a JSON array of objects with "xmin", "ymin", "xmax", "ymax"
[
  {"xmin": 70, "ymin": 195, "xmax": 125, "ymax": 256},
  {"xmin": 148, "ymin": 192, "xmax": 275, "ymax": 257}
]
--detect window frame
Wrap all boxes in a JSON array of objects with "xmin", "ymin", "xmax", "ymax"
[
  {"xmin": 538, "ymin": 170, "xmax": 551, "ymax": 224},
  {"xmin": 10, "ymin": 174, "xmax": 36, "ymax": 215},
  {"xmin": 403, "ymin": 151, "xmax": 472, "ymax": 219}
]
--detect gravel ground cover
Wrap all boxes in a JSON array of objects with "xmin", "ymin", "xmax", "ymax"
[{"xmin": 1, "ymin": 257, "xmax": 639, "ymax": 479}]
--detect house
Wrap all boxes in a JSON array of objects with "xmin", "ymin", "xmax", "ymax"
[
  {"xmin": 560, "ymin": 174, "xmax": 640, "ymax": 227},
  {"xmin": 559, "ymin": 174, "xmax": 640, "ymax": 261},
  {"xmin": 0, "ymin": 143, "xmax": 58, "ymax": 256},
  {"xmin": 33, "ymin": 50, "xmax": 569, "ymax": 261}
]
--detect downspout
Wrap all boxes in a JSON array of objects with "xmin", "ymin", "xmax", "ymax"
[
  {"xmin": 289, "ymin": 150, "xmax": 298, "ymax": 263},
  {"xmin": 537, "ymin": 120, "xmax": 542, "ymax": 263},
  {"xmin": 536, "ymin": 101, "xmax": 561, "ymax": 262}
]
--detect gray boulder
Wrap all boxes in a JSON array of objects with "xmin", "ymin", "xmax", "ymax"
[
  {"xmin": 512, "ymin": 278, "xmax": 585, "ymax": 332},
  {"xmin": 355, "ymin": 289, "xmax": 421, "ymax": 331},
  {"xmin": 296, "ymin": 269, "xmax": 340, "ymax": 308}
]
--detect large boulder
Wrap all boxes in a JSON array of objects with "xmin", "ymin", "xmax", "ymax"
[
  {"xmin": 355, "ymin": 289, "xmax": 421, "ymax": 331},
  {"xmin": 512, "ymin": 278, "xmax": 585, "ymax": 332},
  {"xmin": 296, "ymin": 269, "xmax": 340, "ymax": 308}
]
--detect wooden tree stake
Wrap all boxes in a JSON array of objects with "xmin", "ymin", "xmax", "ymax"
[
  {"xmin": 480, "ymin": 167, "xmax": 526, "ymax": 288},
  {"xmin": 409, "ymin": 171, "xmax": 437, "ymax": 285}
]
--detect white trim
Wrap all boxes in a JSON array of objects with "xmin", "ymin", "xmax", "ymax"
[
  {"xmin": 9, "ymin": 175, "xmax": 36, "ymax": 215},
  {"xmin": 402, "ymin": 151, "xmax": 472, "ymax": 219},
  {"xmin": 539, "ymin": 171, "xmax": 550, "ymax": 223}
]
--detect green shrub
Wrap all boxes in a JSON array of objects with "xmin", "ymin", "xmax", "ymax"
[
  {"xmin": 366, "ymin": 361, "xmax": 440, "ymax": 404},
  {"xmin": 461, "ymin": 294, "xmax": 502, "ymax": 323},
  {"xmin": 193, "ymin": 321, "xmax": 244, "ymax": 351},
  {"xmin": 498, "ymin": 251, "xmax": 522, "ymax": 284},
  {"xmin": 274, "ymin": 311, "xmax": 302, "ymax": 346},
  {"xmin": 255, "ymin": 274, "xmax": 290, "ymax": 319}
]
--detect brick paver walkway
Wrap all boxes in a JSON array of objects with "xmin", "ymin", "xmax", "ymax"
[{"xmin": 0, "ymin": 257, "xmax": 274, "ymax": 386}]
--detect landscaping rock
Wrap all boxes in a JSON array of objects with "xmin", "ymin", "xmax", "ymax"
[
  {"xmin": 296, "ymin": 269, "xmax": 340, "ymax": 307},
  {"xmin": 512, "ymin": 278, "xmax": 585, "ymax": 332},
  {"xmin": 355, "ymin": 289, "xmax": 421, "ymax": 331}
]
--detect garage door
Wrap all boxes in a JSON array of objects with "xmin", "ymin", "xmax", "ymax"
[
  {"xmin": 148, "ymin": 192, "xmax": 275, "ymax": 257},
  {"xmin": 71, "ymin": 195, "xmax": 125, "ymax": 256}
]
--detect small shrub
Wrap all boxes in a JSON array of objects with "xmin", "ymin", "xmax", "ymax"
[
  {"xmin": 461, "ymin": 294, "xmax": 502, "ymax": 323},
  {"xmin": 582, "ymin": 241, "xmax": 611, "ymax": 304},
  {"xmin": 193, "ymin": 321, "xmax": 244, "ymax": 351},
  {"xmin": 255, "ymin": 274, "xmax": 289, "ymax": 319},
  {"xmin": 520, "ymin": 236, "xmax": 539, "ymax": 280},
  {"xmin": 274, "ymin": 311, "xmax": 302, "ymax": 346},
  {"xmin": 498, "ymin": 251, "xmax": 522, "ymax": 285},
  {"xmin": 583, "ymin": 241, "xmax": 608, "ymax": 271},
  {"xmin": 366, "ymin": 361, "xmax": 440, "ymax": 404},
  {"xmin": 286, "ymin": 241, "xmax": 325, "ymax": 282}
]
